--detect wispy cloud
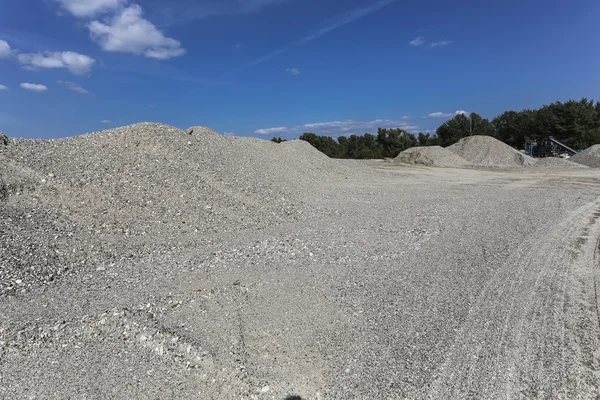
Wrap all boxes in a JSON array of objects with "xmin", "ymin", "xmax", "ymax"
[
  {"xmin": 254, "ymin": 126, "xmax": 288, "ymax": 135},
  {"xmin": 428, "ymin": 112, "xmax": 452, "ymax": 118},
  {"xmin": 255, "ymin": 118, "xmax": 418, "ymax": 137},
  {"xmin": 146, "ymin": 0, "xmax": 294, "ymax": 25},
  {"xmin": 16, "ymin": 50, "xmax": 95, "ymax": 75},
  {"xmin": 426, "ymin": 110, "xmax": 466, "ymax": 118},
  {"xmin": 57, "ymin": 80, "xmax": 92, "ymax": 95},
  {"xmin": 409, "ymin": 36, "xmax": 425, "ymax": 46},
  {"xmin": 101, "ymin": 119, "xmax": 112, "ymax": 123},
  {"xmin": 0, "ymin": 111, "xmax": 23, "ymax": 127},
  {"xmin": 0, "ymin": 39, "xmax": 95, "ymax": 75},
  {"xmin": 286, "ymin": 68, "xmax": 300, "ymax": 75},
  {"xmin": 430, "ymin": 40, "xmax": 453, "ymax": 47},
  {"xmin": 54, "ymin": 0, "xmax": 127, "ymax": 18},
  {"xmin": 0, "ymin": 84, "xmax": 7, "ymax": 90},
  {"xmin": 247, "ymin": 0, "xmax": 396, "ymax": 66},
  {"xmin": 21, "ymin": 83, "xmax": 48, "ymax": 92}
]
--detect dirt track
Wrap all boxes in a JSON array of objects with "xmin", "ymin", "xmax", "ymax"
[{"xmin": 2, "ymin": 155, "xmax": 600, "ymax": 398}]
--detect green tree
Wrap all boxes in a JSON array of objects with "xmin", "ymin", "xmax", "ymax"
[
  {"xmin": 534, "ymin": 98, "xmax": 600, "ymax": 149},
  {"xmin": 492, "ymin": 110, "xmax": 536, "ymax": 149},
  {"xmin": 436, "ymin": 112, "xmax": 494, "ymax": 146},
  {"xmin": 337, "ymin": 136, "xmax": 348, "ymax": 157},
  {"xmin": 417, "ymin": 132, "xmax": 430, "ymax": 146},
  {"xmin": 299, "ymin": 132, "xmax": 342, "ymax": 157},
  {"xmin": 376, "ymin": 128, "xmax": 417, "ymax": 157}
]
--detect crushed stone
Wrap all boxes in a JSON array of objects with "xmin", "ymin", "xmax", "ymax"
[
  {"xmin": 531, "ymin": 157, "xmax": 590, "ymax": 170},
  {"xmin": 0, "ymin": 123, "xmax": 365, "ymax": 295},
  {"xmin": 394, "ymin": 146, "xmax": 471, "ymax": 168},
  {"xmin": 569, "ymin": 145, "xmax": 600, "ymax": 168},
  {"xmin": 448, "ymin": 135, "xmax": 536, "ymax": 168}
]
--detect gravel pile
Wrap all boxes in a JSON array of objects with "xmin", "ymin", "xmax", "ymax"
[
  {"xmin": 2, "ymin": 124, "xmax": 600, "ymax": 398},
  {"xmin": 448, "ymin": 135, "xmax": 536, "ymax": 168},
  {"xmin": 569, "ymin": 144, "xmax": 600, "ymax": 167},
  {"xmin": 394, "ymin": 146, "xmax": 471, "ymax": 168},
  {"xmin": 0, "ymin": 123, "xmax": 362, "ymax": 295},
  {"xmin": 531, "ymin": 157, "xmax": 590, "ymax": 170}
]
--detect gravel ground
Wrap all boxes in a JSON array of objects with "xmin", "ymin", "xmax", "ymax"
[
  {"xmin": 2, "ymin": 124, "xmax": 600, "ymax": 399},
  {"xmin": 570, "ymin": 144, "xmax": 600, "ymax": 167},
  {"xmin": 531, "ymin": 157, "xmax": 591, "ymax": 169},
  {"xmin": 448, "ymin": 135, "xmax": 536, "ymax": 167},
  {"xmin": 394, "ymin": 146, "xmax": 471, "ymax": 168}
]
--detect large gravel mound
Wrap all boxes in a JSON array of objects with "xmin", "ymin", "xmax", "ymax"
[
  {"xmin": 531, "ymin": 157, "xmax": 590, "ymax": 170},
  {"xmin": 448, "ymin": 135, "xmax": 536, "ymax": 168},
  {"xmin": 0, "ymin": 123, "xmax": 363, "ymax": 294},
  {"xmin": 570, "ymin": 144, "xmax": 600, "ymax": 167},
  {"xmin": 394, "ymin": 146, "xmax": 470, "ymax": 168}
]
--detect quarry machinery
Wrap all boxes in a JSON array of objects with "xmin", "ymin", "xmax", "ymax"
[{"xmin": 525, "ymin": 136, "xmax": 579, "ymax": 158}]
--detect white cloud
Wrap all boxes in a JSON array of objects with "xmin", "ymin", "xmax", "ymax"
[
  {"xmin": 0, "ymin": 84, "xmax": 7, "ymax": 90},
  {"xmin": 55, "ymin": 0, "xmax": 127, "ymax": 18},
  {"xmin": 286, "ymin": 68, "xmax": 300, "ymax": 75},
  {"xmin": 21, "ymin": 83, "xmax": 48, "ymax": 92},
  {"xmin": 255, "ymin": 119, "xmax": 419, "ymax": 137},
  {"xmin": 57, "ymin": 80, "xmax": 92, "ymax": 95},
  {"xmin": 402, "ymin": 116, "xmax": 411, "ymax": 120},
  {"xmin": 430, "ymin": 40, "xmax": 453, "ymax": 47},
  {"xmin": 101, "ymin": 119, "xmax": 112, "ymax": 123},
  {"xmin": 254, "ymin": 126, "xmax": 288, "ymax": 135},
  {"xmin": 409, "ymin": 36, "xmax": 425, "ymax": 46},
  {"xmin": 17, "ymin": 51, "xmax": 95, "ymax": 75},
  {"xmin": 455, "ymin": 110, "xmax": 468, "ymax": 116},
  {"xmin": 428, "ymin": 112, "xmax": 452, "ymax": 118},
  {"xmin": 223, "ymin": 132, "xmax": 235, "ymax": 136},
  {"xmin": 88, "ymin": 5, "xmax": 186, "ymax": 59},
  {"xmin": 0, "ymin": 40, "xmax": 14, "ymax": 58}
]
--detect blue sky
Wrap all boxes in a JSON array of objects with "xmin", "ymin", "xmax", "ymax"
[{"xmin": 0, "ymin": 0, "xmax": 599, "ymax": 139}]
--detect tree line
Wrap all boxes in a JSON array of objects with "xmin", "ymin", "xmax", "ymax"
[{"xmin": 282, "ymin": 98, "xmax": 600, "ymax": 159}]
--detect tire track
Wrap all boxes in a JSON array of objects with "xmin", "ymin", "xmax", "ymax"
[{"xmin": 427, "ymin": 200, "xmax": 600, "ymax": 399}]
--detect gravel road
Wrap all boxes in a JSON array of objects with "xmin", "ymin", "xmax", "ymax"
[{"xmin": 1, "ymin": 126, "xmax": 600, "ymax": 399}]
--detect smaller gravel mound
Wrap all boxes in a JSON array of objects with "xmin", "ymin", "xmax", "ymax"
[
  {"xmin": 394, "ymin": 146, "xmax": 470, "ymax": 168},
  {"xmin": 531, "ymin": 157, "xmax": 590, "ymax": 170},
  {"xmin": 448, "ymin": 135, "xmax": 536, "ymax": 168},
  {"xmin": 570, "ymin": 145, "xmax": 600, "ymax": 168}
]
